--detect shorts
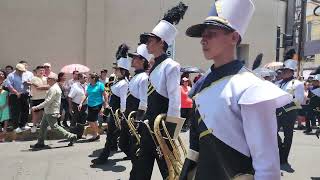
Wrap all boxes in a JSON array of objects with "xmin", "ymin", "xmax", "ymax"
[
  {"xmin": 31, "ymin": 99, "xmax": 45, "ymax": 112},
  {"xmin": 87, "ymin": 104, "xmax": 103, "ymax": 122}
]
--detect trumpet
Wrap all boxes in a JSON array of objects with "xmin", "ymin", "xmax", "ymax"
[
  {"xmin": 109, "ymin": 108, "xmax": 122, "ymax": 130},
  {"xmin": 121, "ymin": 111, "xmax": 141, "ymax": 145},
  {"xmin": 153, "ymin": 114, "xmax": 187, "ymax": 180}
]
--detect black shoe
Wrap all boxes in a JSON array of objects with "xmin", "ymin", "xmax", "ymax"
[
  {"xmin": 280, "ymin": 163, "xmax": 295, "ymax": 173},
  {"xmin": 122, "ymin": 156, "xmax": 131, "ymax": 160},
  {"xmin": 303, "ymin": 129, "xmax": 312, "ymax": 134},
  {"xmin": 297, "ymin": 125, "xmax": 305, "ymax": 130},
  {"xmin": 62, "ymin": 121, "xmax": 69, "ymax": 128},
  {"xmin": 88, "ymin": 135, "xmax": 100, "ymax": 142},
  {"xmin": 181, "ymin": 126, "xmax": 189, "ymax": 132},
  {"xmin": 316, "ymin": 129, "xmax": 320, "ymax": 139},
  {"xmin": 30, "ymin": 143, "xmax": 46, "ymax": 149},
  {"xmin": 91, "ymin": 157, "xmax": 108, "ymax": 165},
  {"xmin": 68, "ymin": 136, "xmax": 77, "ymax": 146},
  {"xmin": 110, "ymin": 146, "xmax": 118, "ymax": 152}
]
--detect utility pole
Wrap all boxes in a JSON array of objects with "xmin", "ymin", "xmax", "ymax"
[
  {"xmin": 297, "ymin": 0, "xmax": 307, "ymax": 78},
  {"xmin": 276, "ymin": 26, "xmax": 281, "ymax": 62},
  {"xmin": 276, "ymin": 26, "xmax": 293, "ymax": 62}
]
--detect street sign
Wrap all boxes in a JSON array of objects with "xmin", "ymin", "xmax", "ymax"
[{"xmin": 166, "ymin": 40, "xmax": 175, "ymax": 59}]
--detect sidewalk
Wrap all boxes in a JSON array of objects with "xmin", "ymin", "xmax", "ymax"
[{"xmin": 2, "ymin": 123, "xmax": 108, "ymax": 142}]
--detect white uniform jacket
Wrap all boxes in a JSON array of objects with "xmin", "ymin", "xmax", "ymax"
[
  {"xmin": 276, "ymin": 78, "xmax": 304, "ymax": 105},
  {"xmin": 190, "ymin": 61, "xmax": 292, "ymax": 180},
  {"xmin": 149, "ymin": 56, "xmax": 181, "ymax": 117},
  {"xmin": 129, "ymin": 71, "xmax": 149, "ymax": 111},
  {"xmin": 110, "ymin": 78, "xmax": 129, "ymax": 112}
]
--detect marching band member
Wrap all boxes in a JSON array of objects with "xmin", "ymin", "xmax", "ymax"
[
  {"xmin": 126, "ymin": 44, "xmax": 152, "ymax": 179},
  {"xmin": 308, "ymin": 74, "xmax": 320, "ymax": 138},
  {"xmin": 133, "ymin": 2, "xmax": 188, "ymax": 180},
  {"xmin": 180, "ymin": 0, "xmax": 292, "ymax": 180},
  {"xmin": 91, "ymin": 44, "xmax": 130, "ymax": 165},
  {"xmin": 275, "ymin": 59, "xmax": 304, "ymax": 167},
  {"xmin": 304, "ymin": 74, "xmax": 320, "ymax": 134}
]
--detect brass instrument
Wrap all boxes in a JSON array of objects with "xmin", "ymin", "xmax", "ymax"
[
  {"xmin": 109, "ymin": 108, "xmax": 122, "ymax": 130},
  {"xmin": 121, "ymin": 111, "xmax": 141, "ymax": 145},
  {"xmin": 143, "ymin": 120, "xmax": 163, "ymax": 158},
  {"xmin": 153, "ymin": 114, "xmax": 187, "ymax": 180}
]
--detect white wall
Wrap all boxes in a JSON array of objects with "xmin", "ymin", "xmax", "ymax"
[
  {"xmin": 0, "ymin": 0, "xmax": 287, "ymax": 73},
  {"xmin": 0, "ymin": 0, "xmax": 86, "ymax": 73}
]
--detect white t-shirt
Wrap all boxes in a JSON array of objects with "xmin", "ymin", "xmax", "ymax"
[
  {"xmin": 68, "ymin": 82, "xmax": 87, "ymax": 105},
  {"xmin": 64, "ymin": 79, "xmax": 78, "ymax": 97},
  {"xmin": 30, "ymin": 76, "xmax": 47, "ymax": 100}
]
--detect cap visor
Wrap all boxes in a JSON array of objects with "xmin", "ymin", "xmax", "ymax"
[
  {"xmin": 140, "ymin": 33, "xmax": 157, "ymax": 44},
  {"xmin": 186, "ymin": 21, "xmax": 234, "ymax": 37},
  {"xmin": 128, "ymin": 52, "xmax": 140, "ymax": 58}
]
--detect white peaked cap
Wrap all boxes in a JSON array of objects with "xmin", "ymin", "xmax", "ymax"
[
  {"xmin": 314, "ymin": 74, "xmax": 320, "ymax": 81},
  {"xmin": 129, "ymin": 44, "xmax": 153, "ymax": 62},
  {"xmin": 117, "ymin": 57, "xmax": 131, "ymax": 71},
  {"xmin": 283, "ymin": 59, "xmax": 297, "ymax": 71},
  {"xmin": 186, "ymin": 0, "xmax": 255, "ymax": 38},
  {"xmin": 253, "ymin": 67, "xmax": 277, "ymax": 78},
  {"xmin": 137, "ymin": 44, "xmax": 152, "ymax": 61},
  {"xmin": 151, "ymin": 20, "xmax": 177, "ymax": 46},
  {"xmin": 219, "ymin": 0, "xmax": 255, "ymax": 38}
]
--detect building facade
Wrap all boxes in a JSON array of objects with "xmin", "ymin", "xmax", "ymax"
[
  {"xmin": 301, "ymin": 0, "xmax": 320, "ymax": 76},
  {"xmin": 0, "ymin": 0, "xmax": 286, "ymax": 73}
]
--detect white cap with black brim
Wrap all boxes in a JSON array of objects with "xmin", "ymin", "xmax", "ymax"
[{"xmin": 128, "ymin": 44, "xmax": 153, "ymax": 62}]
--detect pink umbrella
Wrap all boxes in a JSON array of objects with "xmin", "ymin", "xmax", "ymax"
[{"xmin": 61, "ymin": 64, "xmax": 90, "ymax": 73}]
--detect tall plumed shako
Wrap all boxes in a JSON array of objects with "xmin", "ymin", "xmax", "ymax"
[
  {"xmin": 114, "ymin": 43, "xmax": 131, "ymax": 71},
  {"xmin": 252, "ymin": 53, "xmax": 263, "ymax": 70},
  {"xmin": 115, "ymin": 43, "xmax": 129, "ymax": 60},
  {"xmin": 162, "ymin": 2, "xmax": 188, "ymax": 25},
  {"xmin": 140, "ymin": 2, "xmax": 188, "ymax": 46},
  {"xmin": 186, "ymin": 0, "xmax": 255, "ymax": 40}
]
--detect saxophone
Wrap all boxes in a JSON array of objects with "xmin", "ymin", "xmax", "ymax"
[{"xmin": 153, "ymin": 114, "xmax": 187, "ymax": 180}]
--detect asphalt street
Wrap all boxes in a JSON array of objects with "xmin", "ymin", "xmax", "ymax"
[{"xmin": 0, "ymin": 130, "xmax": 319, "ymax": 180}]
